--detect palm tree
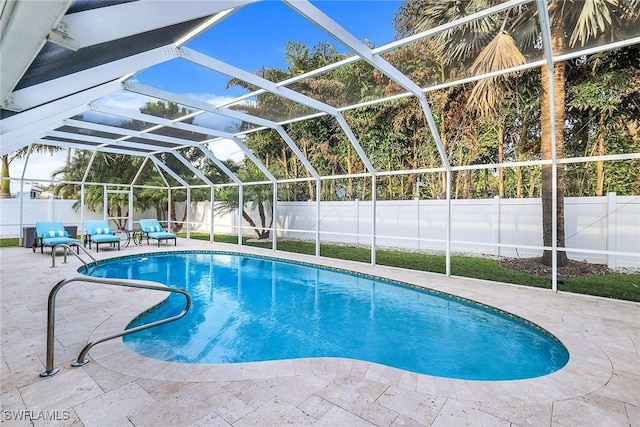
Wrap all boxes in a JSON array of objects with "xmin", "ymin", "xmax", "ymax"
[
  {"xmin": 215, "ymin": 165, "xmax": 273, "ymax": 239},
  {"xmin": 1, "ymin": 145, "xmax": 65, "ymax": 198},
  {"xmin": 395, "ymin": 0, "xmax": 639, "ymax": 266},
  {"xmin": 53, "ymin": 150, "xmax": 147, "ymax": 229}
]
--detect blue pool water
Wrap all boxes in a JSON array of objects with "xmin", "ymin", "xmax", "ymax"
[{"xmin": 84, "ymin": 251, "xmax": 569, "ymax": 380}]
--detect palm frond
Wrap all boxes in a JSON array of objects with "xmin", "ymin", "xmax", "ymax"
[
  {"xmin": 466, "ymin": 31, "xmax": 526, "ymax": 120},
  {"xmin": 569, "ymin": 0, "xmax": 616, "ymax": 47},
  {"xmin": 468, "ymin": 30, "xmax": 527, "ymax": 75}
]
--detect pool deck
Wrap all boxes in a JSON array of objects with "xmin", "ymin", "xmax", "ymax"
[{"xmin": 1, "ymin": 239, "xmax": 638, "ymax": 426}]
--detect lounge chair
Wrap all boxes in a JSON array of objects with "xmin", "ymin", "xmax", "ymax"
[
  {"xmin": 85, "ymin": 220, "xmax": 121, "ymax": 252},
  {"xmin": 33, "ymin": 222, "xmax": 78, "ymax": 253},
  {"xmin": 139, "ymin": 218, "xmax": 177, "ymax": 247}
]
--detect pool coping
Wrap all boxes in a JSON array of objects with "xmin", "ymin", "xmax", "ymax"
[
  {"xmin": 3, "ymin": 240, "xmax": 638, "ymax": 425},
  {"xmin": 86, "ymin": 248, "xmax": 613, "ymax": 403}
]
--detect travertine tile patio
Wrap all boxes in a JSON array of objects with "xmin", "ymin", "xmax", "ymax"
[{"xmin": 1, "ymin": 239, "xmax": 638, "ymax": 426}]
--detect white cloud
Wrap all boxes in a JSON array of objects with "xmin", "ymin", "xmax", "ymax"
[
  {"xmin": 9, "ymin": 151, "xmax": 67, "ymax": 194},
  {"xmin": 206, "ymin": 138, "xmax": 245, "ymax": 163},
  {"xmin": 90, "ymin": 90, "xmax": 153, "ymax": 113}
]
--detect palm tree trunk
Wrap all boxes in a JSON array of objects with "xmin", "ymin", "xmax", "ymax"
[
  {"xmin": 242, "ymin": 210, "xmax": 262, "ymax": 239},
  {"xmin": 257, "ymin": 200, "xmax": 268, "ymax": 239},
  {"xmin": 528, "ymin": 169, "xmax": 537, "ymax": 198},
  {"xmin": 497, "ymin": 124, "xmax": 505, "ymax": 198},
  {"xmin": 595, "ymin": 114, "xmax": 606, "ymax": 196},
  {"xmin": 0, "ymin": 155, "xmax": 11, "ymax": 198},
  {"xmin": 516, "ymin": 165, "xmax": 523, "ymax": 198},
  {"xmin": 540, "ymin": 21, "xmax": 568, "ymax": 267}
]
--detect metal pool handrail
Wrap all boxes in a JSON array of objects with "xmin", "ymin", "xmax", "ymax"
[
  {"xmin": 50, "ymin": 242, "xmax": 98, "ymax": 271},
  {"xmin": 40, "ymin": 275, "xmax": 191, "ymax": 377}
]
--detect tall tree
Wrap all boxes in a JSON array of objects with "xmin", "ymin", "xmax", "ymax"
[
  {"xmin": 566, "ymin": 46, "xmax": 640, "ymax": 196},
  {"xmin": 394, "ymin": 0, "xmax": 639, "ymax": 266},
  {"xmin": 53, "ymin": 150, "xmax": 148, "ymax": 230}
]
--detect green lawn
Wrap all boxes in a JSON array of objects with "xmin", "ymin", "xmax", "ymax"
[
  {"xmin": 0, "ymin": 238, "xmax": 19, "ymax": 248},
  {"xmin": 200, "ymin": 234, "xmax": 640, "ymax": 302},
  {"xmin": 6, "ymin": 233, "xmax": 637, "ymax": 302}
]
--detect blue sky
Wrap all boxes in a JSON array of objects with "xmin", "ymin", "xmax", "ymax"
[
  {"xmin": 12, "ymin": 1, "xmax": 403, "ymax": 191},
  {"xmin": 136, "ymin": 0, "xmax": 402, "ymax": 96}
]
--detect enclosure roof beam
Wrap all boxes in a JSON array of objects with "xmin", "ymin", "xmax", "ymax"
[
  {"xmin": 6, "ymin": 46, "xmax": 177, "ymax": 113},
  {"xmin": 0, "ymin": 0, "xmax": 72, "ymax": 108},
  {"xmin": 124, "ymin": 81, "xmax": 270, "ymax": 128},
  {"xmin": 0, "ymin": 80, "xmax": 122, "ymax": 156},
  {"xmin": 47, "ymin": 0, "xmax": 255, "ymax": 50},
  {"xmin": 179, "ymin": 48, "xmax": 336, "ymax": 116},
  {"xmin": 64, "ymin": 118, "xmax": 242, "ymax": 185},
  {"xmin": 57, "ymin": 131, "xmax": 238, "ymax": 188},
  {"xmin": 179, "ymin": 47, "xmax": 376, "ymax": 176},
  {"xmin": 273, "ymin": 126, "xmax": 320, "ymax": 180},
  {"xmin": 91, "ymin": 104, "xmax": 237, "ymax": 146},
  {"xmin": 90, "ymin": 104, "xmax": 276, "ymax": 183},
  {"xmin": 284, "ymin": 0, "xmax": 451, "ymax": 172},
  {"xmin": 36, "ymin": 139, "xmax": 148, "ymax": 158},
  {"xmin": 47, "ymin": 130, "xmax": 171, "ymax": 154},
  {"xmin": 196, "ymin": 144, "xmax": 243, "ymax": 185},
  {"xmin": 222, "ymin": 0, "xmax": 528, "ymax": 111},
  {"xmin": 123, "ymin": 82, "xmax": 321, "ymax": 180},
  {"xmin": 168, "ymin": 149, "xmax": 215, "ymax": 188},
  {"xmin": 131, "ymin": 157, "xmax": 150, "ymax": 187},
  {"xmin": 149, "ymin": 156, "xmax": 189, "ymax": 188},
  {"xmin": 65, "ymin": 119, "xmax": 193, "ymax": 147}
]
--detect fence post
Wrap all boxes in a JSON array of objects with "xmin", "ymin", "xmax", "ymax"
[
  {"xmin": 48, "ymin": 195, "xmax": 54, "ymax": 221},
  {"xmin": 415, "ymin": 197, "xmax": 420, "ymax": 250},
  {"xmin": 607, "ymin": 192, "xmax": 617, "ymax": 269},
  {"xmin": 494, "ymin": 195, "xmax": 501, "ymax": 257},
  {"xmin": 355, "ymin": 198, "xmax": 360, "ymax": 245}
]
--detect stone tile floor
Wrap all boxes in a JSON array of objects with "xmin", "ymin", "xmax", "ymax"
[{"xmin": 1, "ymin": 239, "xmax": 638, "ymax": 426}]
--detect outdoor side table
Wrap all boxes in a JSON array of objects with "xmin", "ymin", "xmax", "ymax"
[{"xmin": 123, "ymin": 229, "xmax": 144, "ymax": 247}]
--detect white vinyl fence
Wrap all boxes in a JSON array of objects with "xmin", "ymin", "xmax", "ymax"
[{"xmin": 2, "ymin": 193, "xmax": 638, "ymax": 268}]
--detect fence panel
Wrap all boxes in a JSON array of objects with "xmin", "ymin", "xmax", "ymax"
[{"xmin": 3, "ymin": 194, "xmax": 638, "ymax": 268}]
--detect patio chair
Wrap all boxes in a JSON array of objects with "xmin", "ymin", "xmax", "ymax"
[
  {"xmin": 139, "ymin": 218, "xmax": 177, "ymax": 247},
  {"xmin": 85, "ymin": 220, "xmax": 121, "ymax": 252},
  {"xmin": 33, "ymin": 222, "xmax": 78, "ymax": 253}
]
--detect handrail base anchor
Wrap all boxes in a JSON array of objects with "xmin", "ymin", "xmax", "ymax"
[
  {"xmin": 40, "ymin": 368, "xmax": 60, "ymax": 377},
  {"xmin": 71, "ymin": 358, "xmax": 89, "ymax": 367}
]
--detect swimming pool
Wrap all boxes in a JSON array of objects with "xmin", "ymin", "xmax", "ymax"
[{"xmin": 83, "ymin": 251, "xmax": 569, "ymax": 380}]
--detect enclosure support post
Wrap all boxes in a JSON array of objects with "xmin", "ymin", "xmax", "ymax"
[
  {"xmin": 18, "ymin": 145, "xmax": 33, "ymax": 246},
  {"xmin": 186, "ymin": 187, "xmax": 191, "ymax": 239},
  {"xmin": 167, "ymin": 188, "xmax": 172, "ymax": 232},
  {"xmin": 19, "ymin": 180, "xmax": 24, "ymax": 246},
  {"xmin": 356, "ymin": 198, "xmax": 360, "ymax": 245},
  {"xmin": 371, "ymin": 175, "xmax": 377, "ymax": 266},
  {"xmin": 536, "ymin": 0, "xmax": 558, "ymax": 292},
  {"xmin": 128, "ymin": 186, "xmax": 134, "ymax": 231},
  {"xmin": 494, "ymin": 195, "xmax": 501, "ymax": 257},
  {"xmin": 272, "ymin": 183, "xmax": 278, "ymax": 251},
  {"xmin": 606, "ymin": 192, "xmax": 617, "ymax": 268},
  {"xmin": 445, "ymin": 170, "xmax": 451, "ymax": 276},
  {"xmin": 415, "ymin": 197, "xmax": 420, "ymax": 251},
  {"xmin": 315, "ymin": 179, "xmax": 321, "ymax": 257},
  {"xmin": 80, "ymin": 184, "xmax": 85, "ymax": 235},
  {"xmin": 210, "ymin": 187, "xmax": 215, "ymax": 243},
  {"xmin": 237, "ymin": 185, "xmax": 243, "ymax": 246},
  {"xmin": 103, "ymin": 186, "xmax": 108, "ymax": 221}
]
